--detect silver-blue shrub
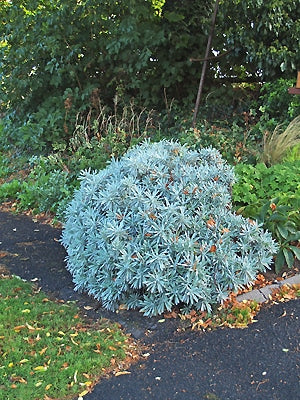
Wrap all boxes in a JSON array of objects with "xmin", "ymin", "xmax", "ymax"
[{"xmin": 61, "ymin": 140, "xmax": 278, "ymax": 316}]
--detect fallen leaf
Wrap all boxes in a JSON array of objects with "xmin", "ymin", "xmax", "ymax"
[
  {"xmin": 34, "ymin": 365, "xmax": 48, "ymax": 372},
  {"xmin": 78, "ymin": 389, "xmax": 89, "ymax": 397},
  {"xmin": 25, "ymin": 323, "xmax": 36, "ymax": 331},
  {"xmin": 115, "ymin": 371, "xmax": 131, "ymax": 376},
  {"xmin": 70, "ymin": 337, "xmax": 79, "ymax": 346},
  {"xmin": 39, "ymin": 347, "xmax": 48, "ymax": 355},
  {"xmin": 14, "ymin": 325, "xmax": 26, "ymax": 332},
  {"xmin": 164, "ymin": 311, "xmax": 177, "ymax": 319},
  {"xmin": 279, "ymin": 311, "xmax": 287, "ymax": 318},
  {"xmin": 10, "ymin": 376, "xmax": 27, "ymax": 384}
]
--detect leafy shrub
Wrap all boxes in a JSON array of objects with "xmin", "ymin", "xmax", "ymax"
[
  {"xmin": 0, "ymin": 100, "xmax": 156, "ymax": 219},
  {"xmin": 0, "ymin": 169, "xmax": 74, "ymax": 220},
  {"xmin": 0, "ymin": 179, "xmax": 23, "ymax": 202},
  {"xmin": 254, "ymin": 199, "xmax": 300, "ymax": 273},
  {"xmin": 17, "ymin": 170, "xmax": 72, "ymax": 215},
  {"xmin": 177, "ymin": 122, "xmax": 257, "ymax": 164},
  {"xmin": 62, "ymin": 140, "xmax": 277, "ymax": 316},
  {"xmin": 0, "ymin": 154, "xmax": 12, "ymax": 179},
  {"xmin": 248, "ymin": 79, "xmax": 300, "ymax": 142},
  {"xmin": 3, "ymin": 156, "xmax": 77, "ymax": 217},
  {"xmin": 233, "ymin": 162, "xmax": 300, "ymax": 211},
  {"xmin": 233, "ymin": 162, "xmax": 300, "ymax": 272},
  {"xmin": 257, "ymin": 79, "xmax": 300, "ymax": 121}
]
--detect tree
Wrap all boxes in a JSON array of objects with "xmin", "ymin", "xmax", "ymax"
[
  {"xmin": 0, "ymin": 0, "xmax": 299, "ymax": 151},
  {"xmin": 217, "ymin": 0, "xmax": 300, "ymax": 80},
  {"xmin": 0, "ymin": 0, "xmax": 216, "ymax": 149},
  {"xmin": 0, "ymin": 1, "xmax": 166, "ymax": 148}
]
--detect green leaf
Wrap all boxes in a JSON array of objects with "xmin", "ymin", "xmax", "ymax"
[
  {"xmin": 276, "ymin": 224, "xmax": 289, "ymax": 239},
  {"xmin": 283, "ymin": 248, "xmax": 295, "ymax": 269},
  {"xmin": 257, "ymin": 201, "xmax": 271, "ymax": 222},
  {"xmin": 289, "ymin": 246, "xmax": 300, "ymax": 261},
  {"xmin": 275, "ymin": 250, "xmax": 285, "ymax": 273},
  {"xmin": 268, "ymin": 214, "xmax": 287, "ymax": 223},
  {"xmin": 288, "ymin": 232, "xmax": 300, "ymax": 242},
  {"xmin": 164, "ymin": 11, "xmax": 185, "ymax": 22},
  {"xmin": 236, "ymin": 207, "xmax": 245, "ymax": 215}
]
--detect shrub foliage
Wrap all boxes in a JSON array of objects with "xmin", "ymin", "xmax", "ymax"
[
  {"xmin": 233, "ymin": 161, "xmax": 300, "ymax": 272},
  {"xmin": 1, "ymin": 0, "xmax": 299, "ymax": 152},
  {"xmin": 62, "ymin": 141, "xmax": 277, "ymax": 316}
]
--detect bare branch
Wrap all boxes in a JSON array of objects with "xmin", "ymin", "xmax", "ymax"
[{"xmin": 190, "ymin": 49, "xmax": 234, "ymax": 63}]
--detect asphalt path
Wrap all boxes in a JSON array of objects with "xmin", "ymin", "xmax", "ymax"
[{"xmin": 0, "ymin": 210, "xmax": 299, "ymax": 400}]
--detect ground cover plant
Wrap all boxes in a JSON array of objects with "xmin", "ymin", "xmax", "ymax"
[
  {"xmin": 61, "ymin": 140, "xmax": 277, "ymax": 317},
  {"xmin": 0, "ymin": 275, "xmax": 136, "ymax": 400}
]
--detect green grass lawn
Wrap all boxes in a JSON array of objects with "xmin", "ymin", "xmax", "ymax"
[{"xmin": 0, "ymin": 275, "xmax": 136, "ymax": 400}]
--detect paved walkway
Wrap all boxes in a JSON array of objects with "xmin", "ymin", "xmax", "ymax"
[
  {"xmin": 84, "ymin": 300, "xmax": 300, "ymax": 400},
  {"xmin": 236, "ymin": 275, "xmax": 300, "ymax": 303}
]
